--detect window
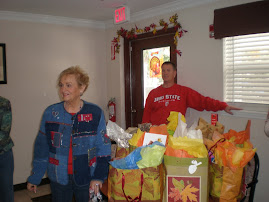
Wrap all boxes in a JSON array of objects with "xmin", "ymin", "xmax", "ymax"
[
  {"xmin": 223, "ymin": 33, "xmax": 269, "ymax": 104},
  {"xmin": 142, "ymin": 46, "xmax": 170, "ymax": 106},
  {"xmin": 223, "ymin": 33, "xmax": 269, "ymax": 116}
]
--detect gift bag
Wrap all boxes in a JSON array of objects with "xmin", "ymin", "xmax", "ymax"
[
  {"xmin": 207, "ymin": 120, "xmax": 255, "ymax": 202},
  {"xmin": 107, "ymin": 164, "xmax": 165, "ymax": 201},
  {"xmin": 164, "ymin": 155, "xmax": 208, "ymax": 202},
  {"xmin": 209, "ymin": 162, "xmax": 244, "ymax": 202},
  {"xmin": 115, "ymin": 147, "xmax": 130, "ymax": 159}
]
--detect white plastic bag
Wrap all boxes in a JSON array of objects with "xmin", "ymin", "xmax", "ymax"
[{"xmin": 106, "ymin": 120, "xmax": 133, "ymax": 148}]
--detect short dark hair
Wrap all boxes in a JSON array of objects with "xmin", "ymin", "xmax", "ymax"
[{"xmin": 162, "ymin": 61, "xmax": 177, "ymax": 71}]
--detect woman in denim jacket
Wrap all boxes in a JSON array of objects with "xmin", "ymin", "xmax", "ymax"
[{"xmin": 27, "ymin": 66, "xmax": 111, "ymax": 202}]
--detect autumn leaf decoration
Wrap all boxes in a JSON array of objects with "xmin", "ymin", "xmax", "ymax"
[
  {"xmin": 112, "ymin": 14, "xmax": 187, "ymax": 56},
  {"xmin": 168, "ymin": 178, "xmax": 199, "ymax": 202}
]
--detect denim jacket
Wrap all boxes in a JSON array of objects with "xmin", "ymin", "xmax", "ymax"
[{"xmin": 28, "ymin": 101, "xmax": 111, "ymax": 186}]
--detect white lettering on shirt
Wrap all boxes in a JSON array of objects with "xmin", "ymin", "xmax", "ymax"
[
  {"xmin": 154, "ymin": 95, "xmax": 180, "ymax": 103},
  {"xmin": 165, "ymin": 95, "xmax": 181, "ymax": 100},
  {"xmin": 154, "ymin": 96, "xmax": 164, "ymax": 102}
]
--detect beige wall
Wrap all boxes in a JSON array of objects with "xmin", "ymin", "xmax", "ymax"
[
  {"xmin": 0, "ymin": 0, "xmax": 268, "ymax": 200},
  {"xmin": 106, "ymin": 0, "xmax": 268, "ymax": 201},
  {"xmin": 0, "ymin": 20, "xmax": 107, "ymax": 184}
]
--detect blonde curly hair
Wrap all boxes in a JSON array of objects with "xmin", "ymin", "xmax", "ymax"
[{"xmin": 57, "ymin": 66, "xmax": 90, "ymax": 92}]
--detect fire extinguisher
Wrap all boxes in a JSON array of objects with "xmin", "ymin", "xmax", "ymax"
[{"xmin": 108, "ymin": 98, "xmax": 116, "ymax": 122}]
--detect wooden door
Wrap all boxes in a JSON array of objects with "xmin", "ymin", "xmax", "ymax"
[{"xmin": 124, "ymin": 28, "xmax": 177, "ymax": 128}]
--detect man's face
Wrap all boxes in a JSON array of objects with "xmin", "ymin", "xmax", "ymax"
[{"xmin": 162, "ymin": 64, "xmax": 176, "ymax": 83}]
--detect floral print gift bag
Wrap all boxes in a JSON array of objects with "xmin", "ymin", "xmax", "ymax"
[{"xmin": 164, "ymin": 156, "xmax": 208, "ymax": 202}]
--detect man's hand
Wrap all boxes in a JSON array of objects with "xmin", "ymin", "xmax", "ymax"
[
  {"xmin": 224, "ymin": 105, "xmax": 242, "ymax": 115},
  {"xmin": 27, "ymin": 182, "xmax": 37, "ymax": 193}
]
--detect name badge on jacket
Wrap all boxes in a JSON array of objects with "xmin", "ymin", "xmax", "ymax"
[{"xmin": 78, "ymin": 114, "xmax": 93, "ymax": 122}]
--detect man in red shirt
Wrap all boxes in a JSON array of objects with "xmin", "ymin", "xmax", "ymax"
[{"xmin": 142, "ymin": 62, "xmax": 241, "ymax": 125}]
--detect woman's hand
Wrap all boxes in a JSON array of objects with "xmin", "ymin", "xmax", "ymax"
[
  {"xmin": 27, "ymin": 182, "xmax": 37, "ymax": 193},
  {"xmin": 224, "ymin": 105, "xmax": 242, "ymax": 115},
  {"xmin": 90, "ymin": 180, "xmax": 103, "ymax": 196}
]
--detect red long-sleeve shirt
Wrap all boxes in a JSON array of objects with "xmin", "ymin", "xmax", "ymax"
[{"xmin": 142, "ymin": 84, "xmax": 227, "ymax": 125}]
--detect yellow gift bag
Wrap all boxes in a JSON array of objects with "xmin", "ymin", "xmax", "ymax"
[{"xmin": 108, "ymin": 164, "xmax": 165, "ymax": 201}]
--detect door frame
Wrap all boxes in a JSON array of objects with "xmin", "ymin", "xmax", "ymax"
[{"xmin": 124, "ymin": 28, "xmax": 177, "ymax": 128}]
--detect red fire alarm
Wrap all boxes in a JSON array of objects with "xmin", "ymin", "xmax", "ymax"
[
  {"xmin": 211, "ymin": 113, "xmax": 218, "ymax": 126},
  {"xmin": 209, "ymin": 24, "xmax": 214, "ymax": 38},
  {"xmin": 111, "ymin": 41, "xmax": 116, "ymax": 60}
]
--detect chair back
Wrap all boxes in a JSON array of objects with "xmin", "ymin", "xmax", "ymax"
[{"xmin": 241, "ymin": 152, "xmax": 259, "ymax": 202}]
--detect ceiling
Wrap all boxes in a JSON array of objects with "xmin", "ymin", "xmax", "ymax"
[{"xmin": 0, "ymin": 0, "xmax": 219, "ymax": 23}]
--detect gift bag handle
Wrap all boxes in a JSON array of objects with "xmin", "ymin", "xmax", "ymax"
[
  {"xmin": 208, "ymin": 138, "xmax": 225, "ymax": 158},
  {"xmin": 122, "ymin": 173, "xmax": 144, "ymax": 202}
]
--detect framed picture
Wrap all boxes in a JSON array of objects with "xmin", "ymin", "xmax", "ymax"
[{"xmin": 0, "ymin": 43, "xmax": 7, "ymax": 84}]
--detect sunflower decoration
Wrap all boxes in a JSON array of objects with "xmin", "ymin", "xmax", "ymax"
[
  {"xmin": 126, "ymin": 28, "xmax": 137, "ymax": 39},
  {"xmin": 117, "ymin": 27, "xmax": 127, "ymax": 38},
  {"xmin": 174, "ymin": 31, "xmax": 179, "ymax": 46},
  {"xmin": 135, "ymin": 25, "xmax": 144, "ymax": 34},
  {"xmin": 170, "ymin": 14, "xmax": 179, "ymax": 26},
  {"xmin": 113, "ymin": 14, "xmax": 187, "ymax": 57},
  {"xmin": 144, "ymin": 26, "xmax": 151, "ymax": 32},
  {"xmin": 150, "ymin": 23, "xmax": 157, "ymax": 35},
  {"xmin": 159, "ymin": 19, "xmax": 168, "ymax": 31},
  {"xmin": 170, "ymin": 14, "xmax": 187, "ymax": 48}
]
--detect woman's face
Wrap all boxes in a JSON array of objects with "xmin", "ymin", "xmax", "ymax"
[{"xmin": 59, "ymin": 74, "xmax": 85, "ymax": 103}]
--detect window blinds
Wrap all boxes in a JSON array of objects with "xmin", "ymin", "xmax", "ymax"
[{"xmin": 223, "ymin": 33, "xmax": 269, "ymax": 104}]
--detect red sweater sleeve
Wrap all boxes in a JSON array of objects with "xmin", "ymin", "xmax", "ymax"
[
  {"xmin": 185, "ymin": 87, "xmax": 228, "ymax": 112},
  {"xmin": 142, "ymin": 91, "xmax": 153, "ymax": 123}
]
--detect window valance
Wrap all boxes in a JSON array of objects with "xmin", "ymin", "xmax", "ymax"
[{"xmin": 214, "ymin": 1, "xmax": 269, "ymax": 39}]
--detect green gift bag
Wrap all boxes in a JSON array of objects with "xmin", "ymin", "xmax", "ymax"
[{"xmin": 164, "ymin": 155, "xmax": 208, "ymax": 202}]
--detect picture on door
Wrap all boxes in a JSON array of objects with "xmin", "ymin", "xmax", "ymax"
[{"xmin": 143, "ymin": 46, "xmax": 170, "ymax": 106}]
